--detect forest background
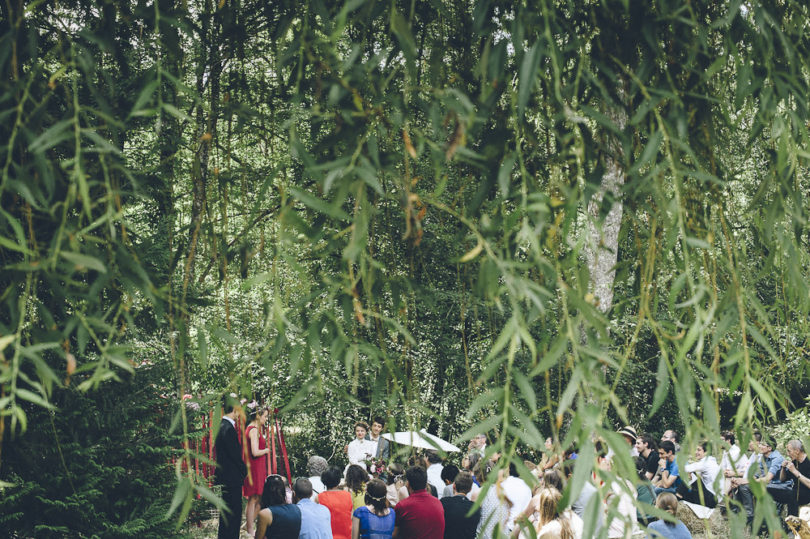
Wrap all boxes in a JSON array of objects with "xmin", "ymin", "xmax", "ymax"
[{"xmin": 1, "ymin": 0, "xmax": 809, "ymax": 536}]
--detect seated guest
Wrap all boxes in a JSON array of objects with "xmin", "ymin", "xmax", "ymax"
[
  {"xmin": 645, "ymin": 492, "xmax": 692, "ymax": 539},
  {"xmin": 534, "ymin": 487, "xmax": 583, "ymax": 539},
  {"xmin": 728, "ymin": 432, "xmax": 763, "ymax": 525},
  {"xmin": 352, "ymin": 478, "xmax": 395, "ymax": 539},
  {"xmin": 661, "ymin": 430, "xmax": 681, "ymax": 453},
  {"xmin": 502, "ymin": 462, "xmax": 533, "ymax": 532},
  {"xmin": 719, "ymin": 431, "xmax": 745, "ymax": 498},
  {"xmin": 319, "ymin": 466, "xmax": 353, "ymax": 539},
  {"xmin": 618, "ymin": 426, "xmax": 639, "ymax": 457},
  {"xmin": 307, "ymin": 456, "xmax": 328, "ymax": 498},
  {"xmin": 440, "ymin": 464, "xmax": 459, "ymax": 498},
  {"xmin": 256, "ymin": 475, "xmax": 302, "ymax": 538},
  {"xmin": 440, "ymin": 471, "xmax": 480, "ymax": 539},
  {"xmin": 293, "ymin": 478, "xmax": 332, "ymax": 538},
  {"xmin": 676, "ymin": 441, "xmax": 719, "ymax": 508},
  {"xmin": 597, "ymin": 442, "xmax": 639, "ymax": 539},
  {"xmin": 635, "ymin": 434, "xmax": 659, "ymax": 480},
  {"xmin": 385, "ymin": 463, "xmax": 404, "ymax": 507},
  {"xmin": 514, "ymin": 469, "xmax": 564, "ymax": 533},
  {"xmin": 562, "ymin": 459, "xmax": 603, "ymax": 531},
  {"xmin": 768, "ymin": 439, "xmax": 810, "ymax": 517},
  {"xmin": 730, "ymin": 433, "xmax": 790, "ymax": 526},
  {"xmin": 392, "ymin": 465, "xmax": 444, "ymax": 538},
  {"xmin": 654, "ymin": 441, "xmax": 680, "ymax": 495},
  {"xmin": 474, "ymin": 460, "xmax": 509, "ymax": 537},
  {"xmin": 346, "ymin": 464, "xmax": 370, "ymax": 511},
  {"xmin": 635, "ymin": 457, "xmax": 656, "ymax": 525}
]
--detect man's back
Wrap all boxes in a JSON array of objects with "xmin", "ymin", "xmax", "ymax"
[
  {"xmin": 297, "ymin": 498, "xmax": 332, "ymax": 538},
  {"xmin": 395, "ymin": 489, "xmax": 445, "ymax": 538},
  {"xmin": 440, "ymin": 494, "xmax": 479, "ymax": 539}
]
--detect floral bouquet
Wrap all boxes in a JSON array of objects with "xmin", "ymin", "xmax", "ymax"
[{"xmin": 365, "ymin": 458, "xmax": 386, "ymax": 476}]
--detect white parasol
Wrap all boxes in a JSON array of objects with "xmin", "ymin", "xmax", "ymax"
[{"xmin": 381, "ymin": 429, "xmax": 461, "ymax": 452}]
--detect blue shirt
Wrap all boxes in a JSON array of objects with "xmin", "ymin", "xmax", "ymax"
[
  {"xmin": 353, "ymin": 506, "xmax": 396, "ymax": 539},
  {"xmin": 646, "ymin": 519, "xmax": 692, "ymax": 538},
  {"xmin": 759, "ymin": 450, "xmax": 792, "ymax": 487},
  {"xmin": 297, "ymin": 498, "xmax": 332, "ymax": 538},
  {"xmin": 664, "ymin": 458, "xmax": 681, "ymax": 487}
]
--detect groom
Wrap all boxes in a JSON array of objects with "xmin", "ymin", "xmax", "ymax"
[{"xmin": 215, "ymin": 395, "xmax": 247, "ymax": 539}]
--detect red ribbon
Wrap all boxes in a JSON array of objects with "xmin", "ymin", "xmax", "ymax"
[{"xmin": 274, "ymin": 409, "xmax": 291, "ymax": 485}]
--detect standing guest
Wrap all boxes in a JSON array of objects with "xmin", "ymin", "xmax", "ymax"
[
  {"xmin": 365, "ymin": 418, "xmax": 390, "ymax": 461},
  {"xmin": 319, "ymin": 466, "xmax": 353, "ymax": 539},
  {"xmin": 618, "ymin": 426, "xmax": 640, "ymax": 457},
  {"xmin": 635, "ymin": 434, "xmax": 659, "ymax": 480},
  {"xmin": 541, "ymin": 437, "xmax": 559, "ymax": 471},
  {"xmin": 243, "ymin": 407, "xmax": 271, "ymax": 536},
  {"xmin": 352, "ymin": 478, "xmax": 396, "ymax": 539},
  {"xmin": 474, "ymin": 460, "xmax": 509, "ymax": 538},
  {"xmin": 392, "ymin": 465, "xmax": 445, "ymax": 539},
  {"xmin": 256, "ymin": 475, "xmax": 302, "ymax": 538},
  {"xmin": 293, "ymin": 478, "xmax": 332, "ymax": 538},
  {"xmin": 676, "ymin": 441, "xmax": 719, "ymax": 508},
  {"xmin": 215, "ymin": 396, "xmax": 247, "ymax": 539},
  {"xmin": 501, "ymin": 462, "xmax": 533, "ymax": 532},
  {"xmin": 661, "ymin": 430, "xmax": 681, "ymax": 453},
  {"xmin": 307, "ymin": 456, "xmax": 329, "ymax": 498},
  {"xmin": 440, "ymin": 471, "xmax": 480, "ymax": 539},
  {"xmin": 653, "ymin": 441, "xmax": 680, "ymax": 495},
  {"xmin": 440, "ymin": 464, "xmax": 459, "ymax": 498},
  {"xmin": 768, "ymin": 439, "xmax": 810, "ymax": 517},
  {"xmin": 348, "ymin": 422, "xmax": 377, "ymax": 469},
  {"xmin": 645, "ymin": 492, "xmax": 692, "ymax": 539},
  {"xmin": 424, "ymin": 451, "xmax": 445, "ymax": 498},
  {"xmin": 462, "ymin": 452, "xmax": 482, "ymax": 490},
  {"xmin": 346, "ymin": 465, "xmax": 370, "ymax": 511},
  {"xmin": 533, "ymin": 487, "xmax": 583, "ymax": 539}
]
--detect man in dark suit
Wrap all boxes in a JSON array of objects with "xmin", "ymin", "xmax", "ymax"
[{"xmin": 215, "ymin": 396, "xmax": 247, "ymax": 539}]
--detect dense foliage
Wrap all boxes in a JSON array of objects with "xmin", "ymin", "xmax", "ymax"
[{"xmin": 1, "ymin": 0, "xmax": 809, "ymax": 535}]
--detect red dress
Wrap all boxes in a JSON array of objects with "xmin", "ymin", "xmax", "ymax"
[{"xmin": 242, "ymin": 425, "xmax": 267, "ymax": 497}]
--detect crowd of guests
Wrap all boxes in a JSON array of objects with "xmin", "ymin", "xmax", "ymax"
[{"xmin": 215, "ymin": 399, "xmax": 810, "ymax": 538}]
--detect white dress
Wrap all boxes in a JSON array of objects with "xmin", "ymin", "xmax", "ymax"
[{"xmin": 347, "ymin": 438, "xmax": 376, "ymax": 469}]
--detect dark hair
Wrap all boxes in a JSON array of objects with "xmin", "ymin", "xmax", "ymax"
[
  {"xmin": 594, "ymin": 439, "xmax": 608, "ymax": 458},
  {"xmin": 698, "ymin": 440, "xmax": 709, "ymax": 452},
  {"xmin": 425, "ymin": 450, "xmax": 442, "ymax": 464},
  {"xmin": 543, "ymin": 469, "xmax": 563, "ymax": 491},
  {"xmin": 454, "ymin": 471, "xmax": 474, "ymax": 494},
  {"xmin": 562, "ymin": 459, "xmax": 575, "ymax": 478},
  {"xmin": 261, "ymin": 475, "xmax": 287, "ymax": 508},
  {"xmin": 656, "ymin": 492, "xmax": 678, "ymax": 521},
  {"xmin": 634, "ymin": 456, "xmax": 648, "ymax": 481},
  {"xmin": 371, "ymin": 416, "xmax": 386, "ymax": 428},
  {"xmin": 248, "ymin": 406, "xmax": 269, "ymax": 424},
  {"xmin": 322, "ymin": 466, "xmax": 343, "ymax": 489},
  {"xmin": 753, "ymin": 430, "xmax": 762, "ymax": 443},
  {"xmin": 428, "ymin": 483, "xmax": 438, "ymax": 497},
  {"xmin": 365, "ymin": 478, "xmax": 388, "ymax": 514},
  {"xmin": 465, "ymin": 451, "xmax": 481, "ymax": 472},
  {"xmin": 386, "ymin": 462, "xmax": 404, "ymax": 485},
  {"xmin": 222, "ymin": 395, "xmax": 238, "ymax": 415},
  {"xmin": 639, "ymin": 434, "xmax": 657, "ymax": 452},
  {"xmin": 405, "ymin": 465, "xmax": 428, "ymax": 491},
  {"xmin": 293, "ymin": 477, "xmax": 313, "ymax": 500},
  {"xmin": 354, "ymin": 421, "xmax": 369, "ymax": 432},
  {"xmin": 722, "ymin": 431, "xmax": 736, "ymax": 446},
  {"xmin": 660, "ymin": 440, "xmax": 676, "ymax": 454},
  {"xmin": 441, "ymin": 464, "xmax": 459, "ymax": 484},
  {"xmin": 563, "ymin": 446, "xmax": 577, "ymax": 459},
  {"xmin": 345, "ymin": 464, "xmax": 369, "ymax": 494},
  {"xmin": 509, "ymin": 462, "xmax": 520, "ymax": 478}
]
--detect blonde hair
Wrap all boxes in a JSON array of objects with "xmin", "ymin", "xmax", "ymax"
[
  {"xmin": 656, "ymin": 492, "xmax": 678, "ymax": 520},
  {"xmin": 535, "ymin": 487, "xmax": 574, "ymax": 539}
]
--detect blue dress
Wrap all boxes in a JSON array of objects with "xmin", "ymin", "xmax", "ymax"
[
  {"xmin": 267, "ymin": 504, "xmax": 302, "ymax": 538},
  {"xmin": 646, "ymin": 519, "xmax": 692, "ymax": 539},
  {"xmin": 353, "ymin": 506, "xmax": 395, "ymax": 539}
]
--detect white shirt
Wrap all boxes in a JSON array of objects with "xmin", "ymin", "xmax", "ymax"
[
  {"xmin": 501, "ymin": 475, "xmax": 532, "ymax": 531},
  {"xmin": 684, "ymin": 455, "xmax": 720, "ymax": 494},
  {"xmin": 347, "ymin": 438, "xmax": 376, "ymax": 469},
  {"xmin": 720, "ymin": 444, "xmax": 742, "ymax": 471},
  {"xmin": 536, "ymin": 509, "xmax": 584, "ymax": 539},
  {"xmin": 309, "ymin": 476, "xmax": 326, "ymax": 498},
  {"xmin": 605, "ymin": 478, "xmax": 639, "ymax": 539},
  {"xmin": 426, "ymin": 463, "xmax": 445, "ymax": 498}
]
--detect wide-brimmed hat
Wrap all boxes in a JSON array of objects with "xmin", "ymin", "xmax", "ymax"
[{"xmin": 617, "ymin": 426, "xmax": 637, "ymax": 442}]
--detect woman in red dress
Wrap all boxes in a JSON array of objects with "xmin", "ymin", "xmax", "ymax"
[{"xmin": 243, "ymin": 406, "xmax": 270, "ymax": 535}]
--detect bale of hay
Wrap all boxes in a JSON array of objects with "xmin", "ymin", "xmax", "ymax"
[{"xmin": 676, "ymin": 501, "xmax": 730, "ymax": 538}]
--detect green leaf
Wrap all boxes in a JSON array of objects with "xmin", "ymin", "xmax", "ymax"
[
  {"xmin": 60, "ymin": 251, "xmax": 107, "ymax": 273},
  {"xmin": 518, "ymin": 42, "xmax": 542, "ymax": 119},
  {"xmin": 287, "ymin": 186, "xmax": 350, "ymax": 221}
]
